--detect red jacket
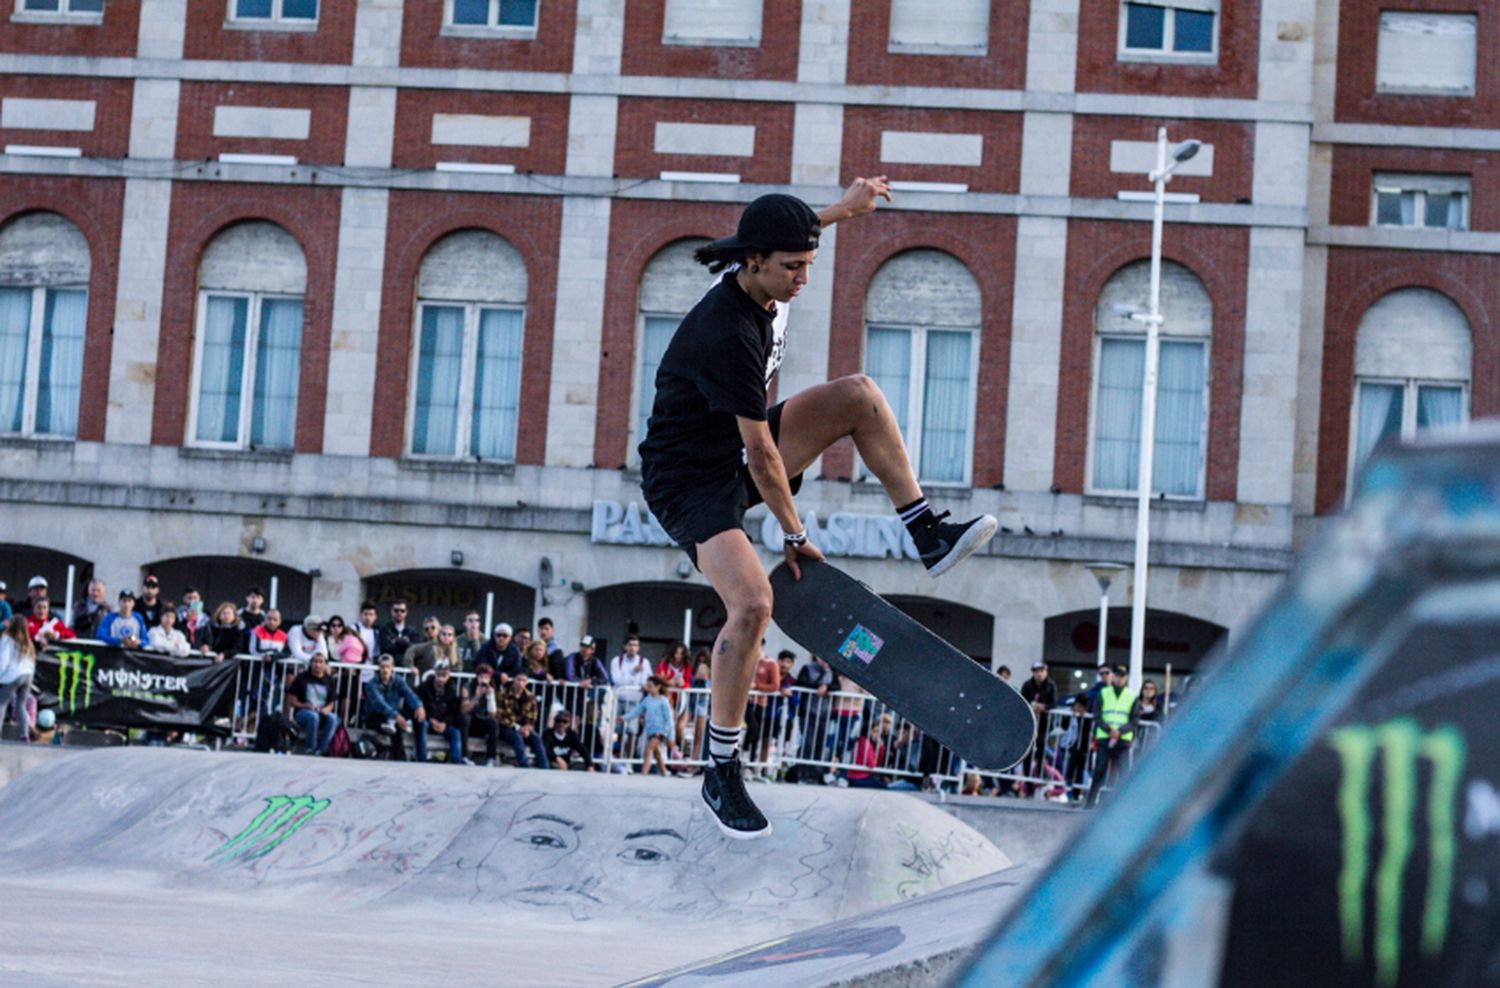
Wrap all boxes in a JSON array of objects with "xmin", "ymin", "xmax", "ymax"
[{"xmin": 26, "ymin": 614, "xmax": 75, "ymax": 644}]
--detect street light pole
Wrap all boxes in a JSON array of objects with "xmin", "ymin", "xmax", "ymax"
[
  {"xmin": 1127, "ymin": 127, "xmax": 1200, "ymax": 694},
  {"xmin": 1086, "ymin": 562, "xmax": 1126, "ymax": 669}
]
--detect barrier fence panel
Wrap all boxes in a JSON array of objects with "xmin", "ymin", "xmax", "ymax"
[{"xmin": 223, "ymin": 660, "xmax": 1165, "ymax": 798}]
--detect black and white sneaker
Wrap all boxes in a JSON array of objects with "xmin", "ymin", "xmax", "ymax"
[
  {"xmin": 701, "ymin": 756, "xmax": 773, "ymax": 840},
  {"xmin": 915, "ymin": 511, "xmax": 999, "ymax": 577}
]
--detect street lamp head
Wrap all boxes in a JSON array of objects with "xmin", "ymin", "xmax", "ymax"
[
  {"xmin": 1172, "ymin": 139, "xmax": 1202, "ymax": 163},
  {"xmin": 1085, "ymin": 561, "xmax": 1127, "ymax": 593}
]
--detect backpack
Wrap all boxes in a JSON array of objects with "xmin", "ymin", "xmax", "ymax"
[{"xmin": 326, "ymin": 724, "xmax": 351, "ymax": 758}]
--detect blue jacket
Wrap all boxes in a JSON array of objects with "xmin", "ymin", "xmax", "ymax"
[
  {"xmin": 628, "ymin": 694, "xmax": 674, "ymax": 739},
  {"xmin": 363, "ymin": 674, "xmax": 423, "ymax": 719},
  {"xmin": 98, "ymin": 611, "xmax": 148, "ymax": 647}
]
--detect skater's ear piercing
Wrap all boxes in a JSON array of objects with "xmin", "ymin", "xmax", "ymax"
[{"xmin": 750, "ymin": 264, "xmax": 760, "ymax": 273}]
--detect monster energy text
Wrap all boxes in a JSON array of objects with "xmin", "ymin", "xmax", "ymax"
[{"xmin": 1329, "ymin": 717, "xmax": 1466, "ymax": 988}]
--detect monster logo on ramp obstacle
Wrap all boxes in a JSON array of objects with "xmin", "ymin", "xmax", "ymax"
[{"xmin": 208, "ymin": 795, "xmax": 331, "ymax": 864}]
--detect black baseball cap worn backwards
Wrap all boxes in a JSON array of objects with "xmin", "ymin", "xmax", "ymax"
[{"xmin": 706, "ymin": 194, "xmax": 821, "ymax": 256}]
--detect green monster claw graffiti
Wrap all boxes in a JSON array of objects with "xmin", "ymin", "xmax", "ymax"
[
  {"xmin": 208, "ymin": 795, "xmax": 331, "ymax": 864},
  {"xmin": 55, "ymin": 651, "xmax": 95, "ymax": 714},
  {"xmin": 1329, "ymin": 718, "xmax": 1465, "ymax": 987}
]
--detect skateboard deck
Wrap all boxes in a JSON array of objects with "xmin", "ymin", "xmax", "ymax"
[{"xmin": 770, "ymin": 559, "xmax": 1035, "ymax": 770}]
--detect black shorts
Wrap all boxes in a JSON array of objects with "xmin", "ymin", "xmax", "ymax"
[{"xmin": 648, "ymin": 401, "xmax": 805, "ymax": 565}]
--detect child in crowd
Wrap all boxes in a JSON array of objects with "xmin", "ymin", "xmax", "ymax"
[
  {"xmin": 626, "ymin": 676, "xmax": 675, "ymax": 777},
  {"xmin": 1062, "ymin": 694, "xmax": 1093, "ymax": 799}
]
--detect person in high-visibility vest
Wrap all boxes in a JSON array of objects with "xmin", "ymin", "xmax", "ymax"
[{"xmin": 1086, "ymin": 664, "xmax": 1141, "ymax": 807}]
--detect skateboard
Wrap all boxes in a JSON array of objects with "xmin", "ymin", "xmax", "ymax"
[{"xmin": 770, "ymin": 559, "xmax": 1036, "ymax": 770}]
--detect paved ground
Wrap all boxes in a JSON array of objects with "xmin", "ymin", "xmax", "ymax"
[{"xmin": 0, "ymin": 747, "xmax": 1027, "ymax": 986}]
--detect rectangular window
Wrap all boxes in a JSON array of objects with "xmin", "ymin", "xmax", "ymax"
[
  {"xmin": 17, "ymin": 0, "xmax": 103, "ymax": 15},
  {"xmin": 1371, "ymin": 174, "xmax": 1470, "ymax": 231},
  {"xmin": 447, "ymin": 0, "xmax": 537, "ymax": 30},
  {"xmin": 633, "ymin": 315, "xmax": 678, "ymax": 464},
  {"xmin": 0, "ymin": 285, "xmax": 86, "ymax": 438},
  {"xmin": 1091, "ymin": 337, "xmax": 1207, "ymax": 498},
  {"xmin": 663, "ymin": 0, "xmax": 762, "ymax": 46},
  {"xmin": 191, "ymin": 292, "xmax": 303, "ymax": 449},
  {"xmin": 1377, "ymin": 12, "xmax": 1477, "ymax": 96},
  {"xmin": 229, "ymin": 0, "xmax": 316, "ymax": 23},
  {"xmin": 410, "ymin": 302, "xmax": 524, "ymax": 462},
  {"xmin": 888, "ymin": 0, "xmax": 988, "ymax": 54},
  {"xmin": 1120, "ymin": 1, "xmax": 1218, "ymax": 59},
  {"xmin": 1353, "ymin": 378, "xmax": 1467, "ymax": 474},
  {"xmin": 864, "ymin": 325, "xmax": 975, "ymax": 485}
]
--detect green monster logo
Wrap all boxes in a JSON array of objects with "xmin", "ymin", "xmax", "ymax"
[
  {"xmin": 208, "ymin": 795, "xmax": 331, "ymax": 864},
  {"xmin": 1329, "ymin": 718, "xmax": 1466, "ymax": 987},
  {"xmin": 54, "ymin": 650, "xmax": 94, "ymax": 714}
]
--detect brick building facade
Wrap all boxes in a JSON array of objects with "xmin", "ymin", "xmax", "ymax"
[{"xmin": 0, "ymin": 0, "xmax": 1479, "ymax": 679}]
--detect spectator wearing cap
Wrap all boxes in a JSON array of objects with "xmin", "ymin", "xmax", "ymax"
[
  {"xmin": 556, "ymin": 635, "xmax": 609, "ymax": 685},
  {"xmin": 495, "ymin": 671, "xmax": 548, "ymax": 768},
  {"xmin": 242, "ymin": 587, "xmax": 267, "ymax": 631},
  {"xmin": 0, "ymin": 581, "xmax": 11, "ymax": 623},
  {"xmin": 31, "ymin": 706, "xmax": 56, "ymax": 745},
  {"xmin": 376, "ymin": 601, "xmax": 415, "ymax": 669},
  {"xmin": 26, "ymin": 596, "xmax": 74, "ymax": 646},
  {"xmin": 146, "ymin": 604, "xmax": 191, "ymax": 658},
  {"xmin": 204, "ymin": 601, "xmax": 246, "ymax": 661},
  {"xmin": 286, "ymin": 614, "xmax": 328, "ymax": 662},
  {"xmin": 98, "ymin": 590, "xmax": 147, "ymax": 649},
  {"xmin": 1020, "ymin": 661, "xmax": 1058, "ymax": 784},
  {"xmin": 26, "ymin": 575, "xmax": 48, "ymax": 613},
  {"xmin": 477, "ymin": 622, "xmax": 523, "ymax": 681},
  {"xmin": 461, "ymin": 663, "xmax": 502, "ymax": 765},
  {"xmin": 1086, "ymin": 664, "xmax": 1140, "ymax": 807},
  {"xmin": 405, "ymin": 621, "xmax": 457, "ymax": 679},
  {"xmin": 71, "ymin": 578, "xmax": 108, "ymax": 638},
  {"xmin": 544, "ymin": 709, "xmax": 595, "ymax": 772},
  {"xmin": 287, "ymin": 653, "xmax": 340, "ymax": 756},
  {"xmin": 416, "ymin": 660, "xmax": 465, "ymax": 763},
  {"xmin": 136, "ymin": 575, "xmax": 163, "ymax": 628}
]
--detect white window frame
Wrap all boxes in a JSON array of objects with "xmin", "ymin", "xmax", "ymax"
[
  {"xmin": 1375, "ymin": 11, "xmax": 1478, "ymax": 97},
  {"xmin": 186, "ymin": 289, "xmax": 300, "ymax": 451},
  {"xmin": 662, "ymin": 0, "xmax": 763, "ymax": 48},
  {"xmin": 886, "ymin": 0, "xmax": 989, "ymax": 57},
  {"xmin": 1370, "ymin": 173, "xmax": 1471, "ymax": 231},
  {"xmin": 1117, "ymin": 1, "xmax": 1219, "ymax": 64},
  {"xmin": 1085, "ymin": 333, "xmax": 1211, "ymax": 501},
  {"xmin": 12, "ymin": 0, "xmax": 104, "ymax": 23},
  {"xmin": 442, "ymin": 0, "xmax": 539, "ymax": 39},
  {"xmin": 224, "ymin": 0, "xmax": 319, "ymax": 31},
  {"xmin": 0, "ymin": 284, "xmax": 84, "ymax": 438},
  {"xmin": 860, "ymin": 323, "xmax": 979, "ymax": 488},
  {"xmin": 1347, "ymin": 376, "xmax": 1469, "ymax": 492},
  {"xmin": 628, "ymin": 310, "xmax": 680, "ymax": 467},
  {"xmin": 404, "ymin": 299, "xmax": 525, "ymax": 463}
]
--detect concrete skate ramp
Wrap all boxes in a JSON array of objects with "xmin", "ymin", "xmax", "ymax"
[{"xmin": 0, "ymin": 748, "xmax": 1007, "ymax": 967}]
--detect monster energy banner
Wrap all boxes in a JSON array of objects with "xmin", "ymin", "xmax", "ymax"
[
  {"xmin": 1219, "ymin": 620, "xmax": 1500, "ymax": 988},
  {"xmin": 34, "ymin": 643, "xmax": 238, "ymax": 734}
]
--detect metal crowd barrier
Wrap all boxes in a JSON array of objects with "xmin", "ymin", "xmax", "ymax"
[{"xmin": 226, "ymin": 656, "xmax": 1164, "ymax": 798}]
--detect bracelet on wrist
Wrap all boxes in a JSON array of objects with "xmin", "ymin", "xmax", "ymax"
[{"xmin": 783, "ymin": 530, "xmax": 808, "ymax": 547}]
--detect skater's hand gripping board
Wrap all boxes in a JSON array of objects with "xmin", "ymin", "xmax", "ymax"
[{"xmin": 770, "ymin": 559, "xmax": 1035, "ymax": 770}]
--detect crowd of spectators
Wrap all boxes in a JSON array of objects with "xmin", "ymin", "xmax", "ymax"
[{"xmin": 0, "ymin": 573, "xmax": 1171, "ymax": 800}]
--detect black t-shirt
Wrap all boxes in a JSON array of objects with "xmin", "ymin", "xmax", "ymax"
[
  {"xmin": 544, "ymin": 727, "xmax": 592, "ymax": 768},
  {"xmin": 639, "ymin": 272, "xmax": 777, "ymax": 503}
]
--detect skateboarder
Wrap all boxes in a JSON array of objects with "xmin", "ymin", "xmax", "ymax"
[{"xmin": 638, "ymin": 185, "xmax": 998, "ymax": 838}]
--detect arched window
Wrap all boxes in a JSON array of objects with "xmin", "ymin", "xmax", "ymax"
[
  {"xmin": 1089, "ymin": 260, "xmax": 1212, "ymax": 499},
  {"xmin": 1350, "ymin": 288, "xmax": 1471, "ymax": 477},
  {"xmin": 0, "ymin": 212, "xmax": 89, "ymax": 438},
  {"xmin": 863, "ymin": 249, "xmax": 980, "ymax": 485},
  {"xmin": 633, "ymin": 238, "xmax": 708, "ymax": 464},
  {"xmin": 189, "ymin": 221, "xmax": 306, "ymax": 449},
  {"xmin": 408, "ymin": 230, "xmax": 527, "ymax": 462}
]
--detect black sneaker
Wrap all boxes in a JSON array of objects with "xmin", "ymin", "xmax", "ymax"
[
  {"xmin": 915, "ymin": 511, "xmax": 999, "ymax": 577},
  {"xmin": 701, "ymin": 756, "xmax": 772, "ymax": 840}
]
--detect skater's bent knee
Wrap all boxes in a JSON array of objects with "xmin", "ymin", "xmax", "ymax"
[{"xmin": 729, "ymin": 592, "xmax": 773, "ymax": 627}]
